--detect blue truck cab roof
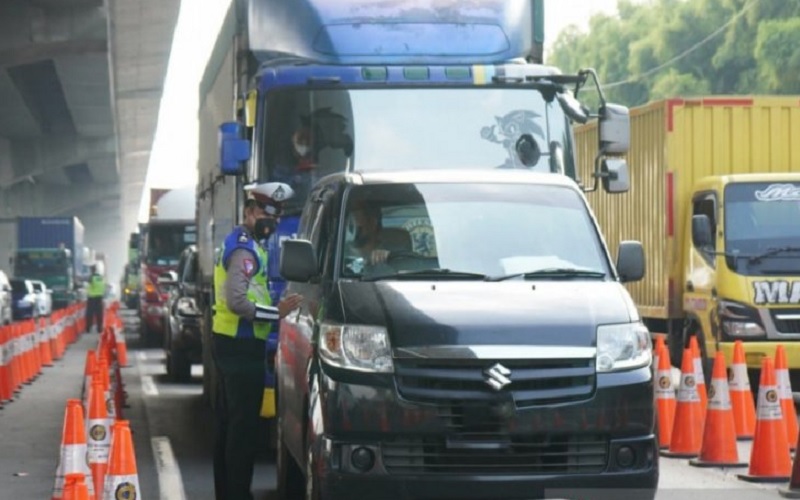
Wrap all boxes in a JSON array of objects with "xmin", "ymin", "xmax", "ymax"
[{"xmin": 247, "ymin": 0, "xmax": 544, "ymax": 66}]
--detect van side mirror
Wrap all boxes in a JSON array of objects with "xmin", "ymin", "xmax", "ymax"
[
  {"xmin": 280, "ymin": 239, "xmax": 318, "ymax": 283},
  {"xmin": 616, "ymin": 241, "xmax": 645, "ymax": 283},
  {"xmin": 601, "ymin": 158, "xmax": 630, "ymax": 194},
  {"xmin": 692, "ymin": 214, "xmax": 713, "ymax": 249},
  {"xmin": 599, "ymin": 104, "xmax": 630, "ymax": 155},
  {"xmin": 219, "ymin": 122, "xmax": 251, "ymax": 176},
  {"xmin": 157, "ymin": 271, "xmax": 178, "ymax": 286}
]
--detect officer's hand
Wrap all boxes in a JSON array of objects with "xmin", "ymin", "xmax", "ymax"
[
  {"xmin": 278, "ymin": 293, "xmax": 303, "ymax": 318},
  {"xmin": 370, "ymin": 249, "xmax": 390, "ymax": 265}
]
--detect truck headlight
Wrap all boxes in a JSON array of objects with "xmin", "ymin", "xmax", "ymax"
[
  {"xmin": 319, "ymin": 323, "xmax": 393, "ymax": 373},
  {"xmin": 597, "ymin": 323, "xmax": 651, "ymax": 372},
  {"xmin": 718, "ymin": 300, "xmax": 765, "ymax": 338}
]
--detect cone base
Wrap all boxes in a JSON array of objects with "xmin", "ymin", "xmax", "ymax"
[
  {"xmin": 689, "ymin": 458, "xmax": 747, "ymax": 468},
  {"xmin": 736, "ymin": 436, "xmax": 753, "ymax": 441},
  {"xmin": 780, "ymin": 488, "xmax": 800, "ymax": 499},
  {"xmin": 660, "ymin": 450, "xmax": 699, "ymax": 459},
  {"xmin": 737, "ymin": 473, "xmax": 791, "ymax": 483}
]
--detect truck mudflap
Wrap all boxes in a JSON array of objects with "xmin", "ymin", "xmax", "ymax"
[{"xmin": 716, "ymin": 341, "xmax": 800, "ymax": 370}]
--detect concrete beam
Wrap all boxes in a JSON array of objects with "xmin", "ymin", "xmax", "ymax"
[
  {"xmin": 0, "ymin": 179, "xmax": 119, "ymax": 217},
  {"xmin": 4, "ymin": 135, "xmax": 115, "ymax": 187},
  {"xmin": 0, "ymin": 39, "xmax": 106, "ymax": 68}
]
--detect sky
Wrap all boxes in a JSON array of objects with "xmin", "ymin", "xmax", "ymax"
[{"xmin": 140, "ymin": 0, "xmax": 628, "ymax": 220}]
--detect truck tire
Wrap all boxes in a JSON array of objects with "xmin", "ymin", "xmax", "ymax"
[{"xmin": 168, "ymin": 349, "xmax": 192, "ymax": 383}]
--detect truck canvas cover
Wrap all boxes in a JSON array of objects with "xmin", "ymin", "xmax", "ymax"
[{"xmin": 247, "ymin": 0, "xmax": 543, "ymax": 65}]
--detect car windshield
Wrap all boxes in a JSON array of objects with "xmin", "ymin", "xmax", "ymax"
[
  {"xmin": 263, "ymin": 87, "xmax": 572, "ymax": 214},
  {"xmin": 145, "ymin": 224, "xmax": 197, "ymax": 266},
  {"xmin": 339, "ymin": 182, "xmax": 610, "ymax": 280},
  {"xmin": 724, "ymin": 182, "xmax": 800, "ymax": 275}
]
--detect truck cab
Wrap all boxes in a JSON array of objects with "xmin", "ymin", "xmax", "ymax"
[{"xmin": 275, "ymin": 169, "xmax": 656, "ymax": 499}]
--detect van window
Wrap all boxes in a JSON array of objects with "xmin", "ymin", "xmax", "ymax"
[{"xmin": 340, "ymin": 182, "xmax": 610, "ymax": 279}]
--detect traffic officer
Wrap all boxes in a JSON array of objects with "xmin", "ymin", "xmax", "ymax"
[
  {"xmin": 212, "ymin": 182, "xmax": 302, "ymax": 500},
  {"xmin": 85, "ymin": 264, "xmax": 105, "ymax": 334}
]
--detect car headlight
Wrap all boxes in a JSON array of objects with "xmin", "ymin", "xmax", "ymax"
[
  {"xmin": 176, "ymin": 297, "xmax": 201, "ymax": 317},
  {"xmin": 319, "ymin": 323, "xmax": 393, "ymax": 373},
  {"xmin": 718, "ymin": 300, "xmax": 765, "ymax": 338},
  {"xmin": 596, "ymin": 323, "xmax": 651, "ymax": 373}
]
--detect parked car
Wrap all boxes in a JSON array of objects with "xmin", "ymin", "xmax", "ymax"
[
  {"xmin": 10, "ymin": 278, "xmax": 38, "ymax": 320},
  {"xmin": 161, "ymin": 245, "xmax": 202, "ymax": 382},
  {"xmin": 0, "ymin": 270, "xmax": 12, "ymax": 325},
  {"xmin": 30, "ymin": 280, "xmax": 53, "ymax": 317}
]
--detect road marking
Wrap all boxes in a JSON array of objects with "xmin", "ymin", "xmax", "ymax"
[
  {"xmin": 138, "ymin": 352, "xmax": 147, "ymax": 362},
  {"xmin": 151, "ymin": 436, "xmax": 187, "ymax": 500},
  {"xmin": 142, "ymin": 375, "xmax": 159, "ymax": 396}
]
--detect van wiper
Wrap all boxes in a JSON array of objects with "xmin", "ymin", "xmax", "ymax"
[
  {"xmin": 748, "ymin": 246, "xmax": 800, "ymax": 264},
  {"xmin": 487, "ymin": 268, "xmax": 606, "ymax": 282},
  {"xmin": 363, "ymin": 269, "xmax": 489, "ymax": 282}
]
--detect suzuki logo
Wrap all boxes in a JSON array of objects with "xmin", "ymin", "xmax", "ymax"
[{"xmin": 484, "ymin": 363, "xmax": 512, "ymax": 391}]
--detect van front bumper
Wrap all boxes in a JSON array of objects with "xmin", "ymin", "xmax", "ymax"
[{"xmin": 312, "ymin": 365, "xmax": 657, "ymax": 500}]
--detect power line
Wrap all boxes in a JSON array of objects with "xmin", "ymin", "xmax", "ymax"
[{"xmin": 601, "ymin": 0, "xmax": 757, "ymax": 89}]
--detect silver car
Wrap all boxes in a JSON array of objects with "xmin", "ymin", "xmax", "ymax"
[
  {"xmin": 0, "ymin": 270, "xmax": 11, "ymax": 325},
  {"xmin": 30, "ymin": 280, "xmax": 53, "ymax": 317}
]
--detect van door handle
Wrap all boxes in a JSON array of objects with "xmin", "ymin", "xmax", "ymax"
[{"xmin": 686, "ymin": 281, "xmax": 694, "ymax": 292}]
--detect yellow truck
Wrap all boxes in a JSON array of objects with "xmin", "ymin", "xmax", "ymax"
[{"xmin": 576, "ymin": 96, "xmax": 800, "ymax": 386}]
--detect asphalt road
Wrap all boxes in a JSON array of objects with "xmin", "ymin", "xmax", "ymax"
[{"xmin": 1, "ymin": 307, "xmax": 797, "ymax": 499}]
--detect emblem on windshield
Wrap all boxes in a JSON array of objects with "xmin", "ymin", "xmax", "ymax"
[{"xmin": 484, "ymin": 363, "xmax": 512, "ymax": 391}]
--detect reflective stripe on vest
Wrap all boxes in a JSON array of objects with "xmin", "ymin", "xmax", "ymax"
[
  {"xmin": 88, "ymin": 275, "xmax": 105, "ymax": 298},
  {"xmin": 212, "ymin": 227, "xmax": 272, "ymax": 340}
]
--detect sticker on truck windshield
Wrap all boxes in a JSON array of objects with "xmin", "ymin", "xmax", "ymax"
[
  {"xmin": 753, "ymin": 280, "xmax": 800, "ymax": 305},
  {"xmin": 754, "ymin": 184, "xmax": 800, "ymax": 202}
]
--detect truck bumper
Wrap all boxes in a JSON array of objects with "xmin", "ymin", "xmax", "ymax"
[{"xmin": 717, "ymin": 341, "xmax": 800, "ymax": 370}]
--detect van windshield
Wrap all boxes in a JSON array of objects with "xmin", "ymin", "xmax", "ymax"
[
  {"xmin": 263, "ymin": 87, "xmax": 572, "ymax": 214},
  {"xmin": 340, "ymin": 182, "xmax": 610, "ymax": 280}
]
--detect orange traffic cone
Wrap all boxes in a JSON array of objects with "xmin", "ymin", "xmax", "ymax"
[
  {"xmin": 102, "ymin": 420, "xmax": 140, "ymax": 500},
  {"xmin": 729, "ymin": 340, "xmax": 756, "ymax": 440},
  {"xmin": 688, "ymin": 336, "xmax": 707, "ymax": 417},
  {"xmin": 52, "ymin": 399, "xmax": 96, "ymax": 500},
  {"xmin": 82, "ymin": 351, "xmax": 97, "ymax": 412},
  {"xmin": 655, "ymin": 342, "xmax": 676, "ymax": 449},
  {"xmin": 738, "ymin": 356, "xmax": 792, "ymax": 483},
  {"xmin": 114, "ymin": 320, "xmax": 129, "ymax": 368},
  {"xmin": 776, "ymin": 345, "xmax": 798, "ymax": 451},
  {"xmin": 689, "ymin": 352, "xmax": 747, "ymax": 467},
  {"xmin": 653, "ymin": 334, "xmax": 666, "ymax": 372},
  {"xmin": 661, "ymin": 348, "xmax": 704, "ymax": 458},
  {"xmin": 87, "ymin": 378, "xmax": 112, "ymax": 497},
  {"xmin": 63, "ymin": 473, "xmax": 91, "ymax": 500}
]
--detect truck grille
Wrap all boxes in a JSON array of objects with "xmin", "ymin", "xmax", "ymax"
[
  {"xmin": 381, "ymin": 434, "xmax": 608, "ymax": 474},
  {"xmin": 395, "ymin": 358, "xmax": 595, "ymax": 409},
  {"xmin": 772, "ymin": 309, "xmax": 800, "ymax": 334}
]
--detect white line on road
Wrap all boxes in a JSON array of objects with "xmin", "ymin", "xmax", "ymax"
[
  {"xmin": 141, "ymin": 375, "xmax": 159, "ymax": 396},
  {"xmin": 138, "ymin": 351, "xmax": 147, "ymax": 362},
  {"xmin": 151, "ymin": 436, "xmax": 187, "ymax": 500}
]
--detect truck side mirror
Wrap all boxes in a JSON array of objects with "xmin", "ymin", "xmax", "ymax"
[
  {"xmin": 599, "ymin": 104, "xmax": 630, "ymax": 155},
  {"xmin": 218, "ymin": 122, "xmax": 251, "ymax": 176},
  {"xmin": 601, "ymin": 158, "xmax": 630, "ymax": 193},
  {"xmin": 616, "ymin": 241, "xmax": 645, "ymax": 283},
  {"xmin": 692, "ymin": 214, "xmax": 713, "ymax": 249},
  {"xmin": 280, "ymin": 239, "xmax": 318, "ymax": 283},
  {"xmin": 556, "ymin": 91, "xmax": 589, "ymax": 124}
]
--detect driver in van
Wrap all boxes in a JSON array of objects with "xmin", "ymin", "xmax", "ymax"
[{"xmin": 349, "ymin": 201, "xmax": 412, "ymax": 266}]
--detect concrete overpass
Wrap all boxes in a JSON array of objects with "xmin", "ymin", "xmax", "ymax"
[{"xmin": 0, "ymin": 0, "xmax": 180, "ymax": 284}]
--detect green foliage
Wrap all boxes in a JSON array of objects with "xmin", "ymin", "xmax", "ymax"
[{"xmin": 548, "ymin": 0, "xmax": 800, "ymax": 107}]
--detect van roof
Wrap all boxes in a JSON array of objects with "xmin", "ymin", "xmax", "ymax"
[{"xmin": 336, "ymin": 169, "xmax": 581, "ymax": 188}]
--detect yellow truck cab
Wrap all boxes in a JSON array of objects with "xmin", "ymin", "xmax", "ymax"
[{"xmin": 575, "ymin": 96, "xmax": 800, "ymax": 387}]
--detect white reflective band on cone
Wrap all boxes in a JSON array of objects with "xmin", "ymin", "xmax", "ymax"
[
  {"xmin": 707, "ymin": 378, "xmax": 732, "ymax": 410},
  {"xmin": 756, "ymin": 385, "xmax": 783, "ymax": 421},
  {"xmin": 728, "ymin": 363, "xmax": 751, "ymax": 390},
  {"xmin": 103, "ymin": 474, "xmax": 140, "ymax": 500},
  {"xmin": 677, "ymin": 373, "xmax": 701, "ymax": 403},
  {"xmin": 88, "ymin": 418, "xmax": 112, "ymax": 463},
  {"xmin": 655, "ymin": 369, "xmax": 674, "ymax": 397},
  {"xmin": 776, "ymin": 369, "xmax": 793, "ymax": 399}
]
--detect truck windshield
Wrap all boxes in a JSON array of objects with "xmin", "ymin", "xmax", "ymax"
[
  {"xmin": 145, "ymin": 224, "xmax": 197, "ymax": 266},
  {"xmin": 339, "ymin": 182, "xmax": 609, "ymax": 280},
  {"xmin": 262, "ymin": 87, "xmax": 572, "ymax": 213},
  {"xmin": 15, "ymin": 251, "xmax": 68, "ymax": 277},
  {"xmin": 724, "ymin": 182, "xmax": 800, "ymax": 275}
]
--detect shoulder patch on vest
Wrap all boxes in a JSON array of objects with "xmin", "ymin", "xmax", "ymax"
[
  {"xmin": 238, "ymin": 232, "xmax": 249, "ymax": 243},
  {"xmin": 242, "ymin": 258, "xmax": 255, "ymax": 277}
]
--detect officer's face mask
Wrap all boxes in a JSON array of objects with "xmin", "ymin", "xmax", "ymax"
[{"xmin": 254, "ymin": 217, "xmax": 277, "ymax": 241}]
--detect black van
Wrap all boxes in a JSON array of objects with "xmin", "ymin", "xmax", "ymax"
[{"xmin": 275, "ymin": 169, "xmax": 657, "ymax": 500}]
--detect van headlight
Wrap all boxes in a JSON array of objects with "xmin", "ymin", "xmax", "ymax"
[
  {"xmin": 319, "ymin": 323, "xmax": 394, "ymax": 373},
  {"xmin": 596, "ymin": 323, "xmax": 651, "ymax": 372}
]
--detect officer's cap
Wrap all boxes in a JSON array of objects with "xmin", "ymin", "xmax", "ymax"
[{"xmin": 244, "ymin": 182, "xmax": 294, "ymax": 214}]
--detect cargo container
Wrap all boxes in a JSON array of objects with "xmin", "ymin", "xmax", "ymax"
[
  {"xmin": 576, "ymin": 96, "xmax": 800, "ymax": 386},
  {"xmin": 13, "ymin": 216, "xmax": 85, "ymax": 309},
  {"xmin": 0, "ymin": 218, "xmax": 16, "ymax": 273}
]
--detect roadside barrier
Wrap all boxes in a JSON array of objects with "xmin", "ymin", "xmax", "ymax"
[
  {"xmin": 729, "ymin": 340, "xmax": 756, "ymax": 440},
  {"xmin": 776, "ymin": 345, "xmax": 798, "ymax": 451},
  {"xmin": 52, "ymin": 399, "xmax": 96, "ymax": 500},
  {"xmin": 689, "ymin": 351, "xmax": 747, "ymax": 468},
  {"xmin": 102, "ymin": 420, "xmax": 140, "ymax": 500},
  {"xmin": 655, "ymin": 341, "xmax": 675, "ymax": 449},
  {"xmin": 737, "ymin": 356, "xmax": 792, "ymax": 483},
  {"xmin": 661, "ymin": 348, "xmax": 704, "ymax": 458}
]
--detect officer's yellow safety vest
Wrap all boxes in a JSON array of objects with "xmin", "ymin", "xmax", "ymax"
[
  {"xmin": 88, "ymin": 274, "xmax": 105, "ymax": 298},
  {"xmin": 212, "ymin": 227, "xmax": 272, "ymax": 340}
]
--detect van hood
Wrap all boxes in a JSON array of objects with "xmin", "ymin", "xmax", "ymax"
[{"xmin": 337, "ymin": 281, "xmax": 635, "ymax": 348}]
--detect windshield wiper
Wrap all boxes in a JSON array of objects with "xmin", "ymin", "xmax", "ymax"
[
  {"xmin": 487, "ymin": 268, "xmax": 607, "ymax": 282},
  {"xmin": 748, "ymin": 246, "xmax": 800, "ymax": 264},
  {"xmin": 362, "ymin": 269, "xmax": 488, "ymax": 282}
]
